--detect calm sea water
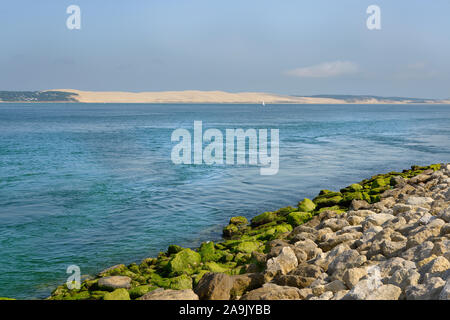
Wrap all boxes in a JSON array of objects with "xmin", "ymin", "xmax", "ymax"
[{"xmin": 1, "ymin": 103, "xmax": 450, "ymax": 299}]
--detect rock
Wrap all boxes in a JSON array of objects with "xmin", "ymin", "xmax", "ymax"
[
  {"xmin": 230, "ymin": 273, "xmax": 265, "ymax": 297},
  {"xmin": 343, "ymin": 267, "xmax": 368, "ymax": 289},
  {"xmin": 320, "ymin": 218, "xmax": 349, "ymax": 232},
  {"xmin": 266, "ymin": 247, "xmax": 298, "ymax": 275},
  {"xmin": 406, "ymin": 197, "xmax": 434, "ymax": 206},
  {"xmin": 350, "ymin": 200, "xmax": 370, "ymax": 211},
  {"xmin": 401, "ymin": 241, "xmax": 434, "ymax": 262},
  {"xmin": 347, "ymin": 215, "xmax": 364, "ymax": 226},
  {"xmin": 298, "ymin": 198, "xmax": 316, "ymax": 212},
  {"xmin": 406, "ymin": 220, "xmax": 445, "ymax": 248},
  {"xmin": 294, "ymin": 239, "xmax": 321, "ymax": 260},
  {"xmin": 419, "ymin": 256, "xmax": 450, "ymax": 279},
  {"xmin": 298, "ymin": 288, "xmax": 313, "ymax": 299},
  {"xmin": 439, "ymin": 208, "xmax": 450, "ymax": 223},
  {"xmin": 139, "ymin": 289, "xmax": 199, "ymax": 300},
  {"xmin": 128, "ymin": 285, "xmax": 157, "ymax": 299},
  {"xmin": 405, "ymin": 277, "xmax": 446, "ymax": 300},
  {"xmin": 366, "ymin": 284, "xmax": 402, "ymax": 300},
  {"xmin": 342, "ymin": 279, "xmax": 381, "ymax": 300},
  {"xmin": 98, "ymin": 276, "xmax": 131, "ymax": 291},
  {"xmin": 167, "ymin": 248, "xmax": 201, "ymax": 275},
  {"xmin": 363, "ymin": 213, "xmax": 395, "ymax": 228},
  {"xmin": 98, "ymin": 264, "xmax": 126, "ymax": 276},
  {"xmin": 194, "ymin": 272, "xmax": 233, "ymax": 300},
  {"xmin": 387, "ymin": 268, "xmax": 420, "ymax": 290},
  {"xmin": 324, "ymin": 280, "xmax": 347, "ymax": 293},
  {"xmin": 332, "ymin": 290, "xmax": 349, "ymax": 300},
  {"xmin": 327, "ymin": 249, "xmax": 366, "ymax": 277},
  {"xmin": 439, "ymin": 279, "xmax": 450, "ymax": 300},
  {"xmin": 103, "ymin": 288, "xmax": 130, "ymax": 300},
  {"xmin": 393, "ymin": 204, "xmax": 414, "ymax": 215},
  {"xmin": 251, "ymin": 211, "xmax": 278, "ymax": 226},
  {"xmin": 319, "ymin": 232, "xmax": 361, "ymax": 252},
  {"xmin": 316, "ymin": 291, "xmax": 334, "ymax": 300},
  {"xmin": 274, "ymin": 274, "xmax": 315, "ymax": 288},
  {"xmin": 380, "ymin": 239, "xmax": 407, "ymax": 258},
  {"xmin": 240, "ymin": 283, "xmax": 303, "ymax": 300},
  {"xmin": 377, "ymin": 257, "xmax": 416, "ymax": 277}
]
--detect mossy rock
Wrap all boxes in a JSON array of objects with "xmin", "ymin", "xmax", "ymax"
[
  {"xmin": 313, "ymin": 194, "xmax": 343, "ymax": 208},
  {"xmin": 103, "ymin": 288, "xmax": 130, "ymax": 300},
  {"xmin": 199, "ymin": 241, "xmax": 219, "ymax": 262},
  {"xmin": 316, "ymin": 205, "xmax": 346, "ymax": 214},
  {"xmin": 99, "ymin": 264, "xmax": 127, "ymax": 277},
  {"xmin": 234, "ymin": 240, "xmax": 262, "ymax": 253},
  {"xmin": 0, "ymin": 297, "xmax": 15, "ymax": 300},
  {"xmin": 298, "ymin": 198, "xmax": 316, "ymax": 212},
  {"xmin": 230, "ymin": 216, "xmax": 248, "ymax": 225},
  {"xmin": 227, "ymin": 266, "xmax": 247, "ymax": 275},
  {"xmin": 148, "ymin": 273, "xmax": 171, "ymax": 288},
  {"xmin": 256, "ymin": 223, "xmax": 293, "ymax": 240},
  {"xmin": 368, "ymin": 186, "xmax": 389, "ymax": 195},
  {"xmin": 193, "ymin": 270, "xmax": 209, "ymax": 286},
  {"xmin": 274, "ymin": 206, "xmax": 297, "ymax": 216},
  {"xmin": 234, "ymin": 252, "xmax": 252, "ymax": 265},
  {"xmin": 67, "ymin": 290, "xmax": 91, "ymax": 300},
  {"xmin": 362, "ymin": 192, "xmax": 372, "ymax": 203},
  {"xmin": 127, "ymin": 263, "xmax": 141, "ymax": 274},
  {"xmin": 251, "ymin": 211, "xmax": 277, "ymax": 226},
  {"xmin": 167, "ymin": 248, "xmax": 201, "ymax": 276},
  {"xmin": 169, "ymin": 274, "xmax": 193, "ymax": 290},
  {"xmin": 128, "ymin": 285, "xmax": 156, "ymax": 299},
  {"xmin": 90, "ymin": 290, "xmax": 108, "ymax": 300},
  {"xmin": 370, "ymin": 195, "xmax": 381, "ymax": 203},
  {"xmin": 340, "ymin": 192, "xmax": 364, "ymax": 206},
  {"xmin": 371, "ymin": 177, "xmax": 388, "ymax": 188},
  {"xmin": 81, "ymin": 279, "xmax": 98, "ymax": 291},
  {"xmin": 204, "ymin": 261, "xmax": 230, "ymax": 273},
  {"xmin": 167, "ymin": 244, "xmax": 184, "ymax": 255},
  {"xmin": 287, "ymin": 211, "xmax": 313, "ymax": 227}
]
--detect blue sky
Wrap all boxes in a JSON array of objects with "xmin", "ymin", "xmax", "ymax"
[{"xmin": 0, "ymin": 0, "xmax": 449, "ymax": 98}]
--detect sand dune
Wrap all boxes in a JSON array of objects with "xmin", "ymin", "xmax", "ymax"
[{"xmin": 47, "ymin": 89, "xmax": 448, "ymax": 104}]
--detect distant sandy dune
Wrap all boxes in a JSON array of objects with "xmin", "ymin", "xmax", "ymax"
[{"xmin": 48, "ymin": 89, "xmax": 449, "ymax": 104}]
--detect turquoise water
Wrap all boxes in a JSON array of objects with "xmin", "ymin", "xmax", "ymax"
[{"xmin": 1, "ymin": 103, "xmax": 450, "ymax": 299}]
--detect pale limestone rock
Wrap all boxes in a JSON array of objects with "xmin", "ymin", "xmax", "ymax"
[{"xmin": 266, "ymin": 246, "xmax": 298, "ymax": 275}]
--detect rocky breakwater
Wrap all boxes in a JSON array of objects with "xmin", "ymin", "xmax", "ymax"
[{"xmin": 48, "ymin": 164, "xmax": 449, "ymax": 300}]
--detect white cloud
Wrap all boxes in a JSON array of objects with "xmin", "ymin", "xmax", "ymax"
[{"xmin": 285, "ymin": 61, "xmax": 359, "ymax": 78}]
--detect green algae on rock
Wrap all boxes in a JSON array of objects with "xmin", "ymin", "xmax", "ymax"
[{"xmin": 47, "ymin": 163, "xmax": 442, "ymax": 300}]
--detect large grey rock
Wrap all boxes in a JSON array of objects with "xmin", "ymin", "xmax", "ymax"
[
  {"xmin": 439, "ymin": 279, "xmax": 450, "ymax": 300},
  {"xmin": 327, "ymin": 249, "xmax": 366, "ymax": 277},
  {"xmin": 98, "ymin": 276, "xmax": 131, "ymax": 291},
  {"xmin": 194, "ymin": 272, "xmax": 233, "ymax": 300},
  {"xmin": 343, "ymin": 267, "xmax": 368, "ymax": 289},
  {"xmin": 387, "ymin": 268, "xmax": 420, "ymax": 291},
  {"xmin": 240, "ymin": 283, "xmax": 303, "ymax": 300},
  {"xmin": 266, "ymin": 247, "xmax": 298, "ymax": 275},
  {"xmin": 366, "ymin": 284, "xmax": 402, "ymax": 300},
  {"xmin": 230, "ymin": 273, "xmax": 265, "ymax": 297},
  {"xmin": 405, "ymin": 277, "xmax": 446, "ymax": 300},
  {"xmin": 139, "ymin": 289, "xmax": 199, "ymax": 300}
]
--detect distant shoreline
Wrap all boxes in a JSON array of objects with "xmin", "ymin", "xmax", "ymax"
[{"xmin": 1, "ymin": 89, "xmax": 449, "ymax": 105}]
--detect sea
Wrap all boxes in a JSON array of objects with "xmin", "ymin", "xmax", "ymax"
[{"xmin": 0, "ymin": 103, "xmax": 449, "ymax": 299}]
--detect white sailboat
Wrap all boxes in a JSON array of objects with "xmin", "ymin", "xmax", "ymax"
[{"xmin": 262, "ymin": 100, "xmax": 265, "ymax": 106}]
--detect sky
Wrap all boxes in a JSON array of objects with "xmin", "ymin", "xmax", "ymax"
[{"xmin": 0, "ymin": 0, "xmax": 449, "ymax": 98}]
